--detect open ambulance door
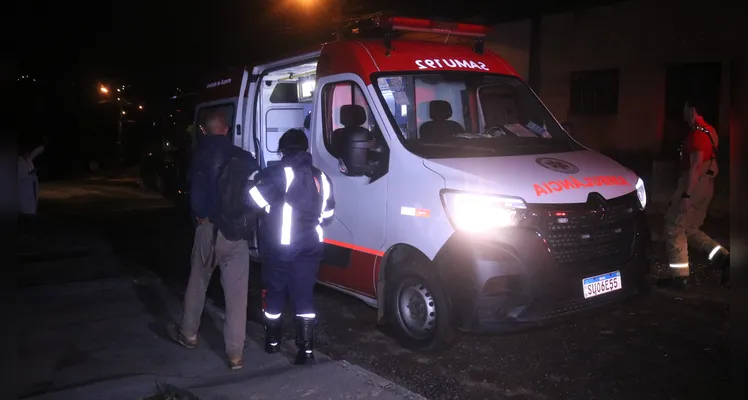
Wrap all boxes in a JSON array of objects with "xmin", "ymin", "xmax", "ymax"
[{"xmin": 241, "ymin": 51, "xmax": 321, "ymax": 169}]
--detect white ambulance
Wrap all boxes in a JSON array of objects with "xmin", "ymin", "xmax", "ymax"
[{"xmin": 194, "ymin": 15, "xmax": 651, "ymax": 351}]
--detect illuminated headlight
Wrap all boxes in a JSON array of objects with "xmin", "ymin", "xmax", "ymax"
[
  {"xmin": 441, "ymin": 191, "xmax": 527, "ymax": 233},
  {"xmin": 635, "ymin": 177, "xmax": 647, "ymax": 209}
]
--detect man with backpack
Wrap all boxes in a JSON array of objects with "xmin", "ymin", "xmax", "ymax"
[{"xmin": 169, "ymin": 110, "xmax": 259, "ymax": 370}]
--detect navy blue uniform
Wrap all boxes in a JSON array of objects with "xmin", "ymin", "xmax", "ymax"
[{"xmin": 248, "ymin": 151, "xmax": 335, "ymax": 317}]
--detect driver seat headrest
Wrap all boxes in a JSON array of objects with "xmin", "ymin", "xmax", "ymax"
[
  {"xmin": 429, "ymin": 100, "xmax": 453, "ymax": 121},
  {"xmin": 340, "ymin": 104, "xmax": 367, "ymax": 127}
]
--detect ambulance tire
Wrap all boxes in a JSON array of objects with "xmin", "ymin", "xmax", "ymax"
[{"xmin": 385, "ymin": 266, "xmax": 461, "ymax": 352}]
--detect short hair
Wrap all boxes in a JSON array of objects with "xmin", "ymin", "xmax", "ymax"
[
  {"xmin": 684, "ymin": 98, "xmax": 704, "ymax": 113},
  {"xmin": 206, "ymin": 110, "xmax": 228, "ymax": 128}
]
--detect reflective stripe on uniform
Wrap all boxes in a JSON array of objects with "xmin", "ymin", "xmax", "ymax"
[
  {"xmin": 316, "ymin": 172, "xmax": 332, "ymax": 241},
  {"xmin": 669, "ymin": 263, "xmax": 689, "ymax": 268},
  {"xmin": 281, "ymin": 167, "xmax": 295, "ymax": 245},
  {"xmin": 297, "ymin": 313, "xmax": 315, "ymax": 319},
  {"xmin": 249, "ymin": 186, "xmax": 268, "ymax": 208},
  {"xmin": 265, "ymin": 311, "xmax": 281, "ymax": 319},
  {"xmin": 708, "ymin": 245, "xmax": 722, "ymax": 260}
]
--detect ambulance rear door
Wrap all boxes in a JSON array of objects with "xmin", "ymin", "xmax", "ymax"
[{"xmin": 242, "ymin": 51, "xmax": 321, "ymax": 169}]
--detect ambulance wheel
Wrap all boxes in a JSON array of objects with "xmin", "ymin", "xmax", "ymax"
[{"xmin": 385, "ymin": 266, "xmax": 461, "ymax": 352}]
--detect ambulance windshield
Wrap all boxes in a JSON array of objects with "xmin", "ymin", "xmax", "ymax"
[{"xmin": 375, "ymin": 73, "xmax": 582, "ymax": 158}]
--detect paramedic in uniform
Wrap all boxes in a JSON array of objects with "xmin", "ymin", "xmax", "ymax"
[
  {"xmin": 661, "ymin": 100, "xmax": 729, "ymax": 288},
  {"xmin": 247, "ymin": 128, "xmax": 335, "ymax": 364}
]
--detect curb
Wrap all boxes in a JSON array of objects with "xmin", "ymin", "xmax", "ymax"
[{"xmin": 336, "ymin": 360, "xmax": 429, "ymax": 400}]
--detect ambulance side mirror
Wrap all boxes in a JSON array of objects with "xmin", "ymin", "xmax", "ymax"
[{"xmin": 339, "ymin": 130, "xmax": 378, "ymax": 177}]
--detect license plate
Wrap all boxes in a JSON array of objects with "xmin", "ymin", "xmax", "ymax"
[{"xmin": 582, "ymin": 271, "xmax": 622, "ymax": 299}]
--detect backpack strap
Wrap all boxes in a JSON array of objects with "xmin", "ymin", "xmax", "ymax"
[
  {"xmin": 209, "ymin": 150, "xmax": 234, "ymax": 267},
  {"xmin": 695, "ymin": 125, "xmax": 718, "ymax": 175}
]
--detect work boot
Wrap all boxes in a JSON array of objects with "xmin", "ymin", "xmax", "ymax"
[
  {"xmin": 713, "ymin": 253, "xmax": 730, "ymax": 286},
  {"xmin": 264, "ymin": 316, "xmax": 282, "ymax": 354},
  {"xmin": 657, "ymin": 276, "xmax": 689, "ymax": 290},
  {"xmin": 294, "ymin": 316, "xmax": 316, "ymax": 365}
]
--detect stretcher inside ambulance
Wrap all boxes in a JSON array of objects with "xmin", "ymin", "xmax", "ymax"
[{"xmin": 213, "ymin": 15, "xmax": 651, "ymax": 351}]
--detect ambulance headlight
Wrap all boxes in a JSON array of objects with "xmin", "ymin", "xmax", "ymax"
[
  {"xmin": 441, "ymin": 191, "xmax": 527, "ymax": 233},
  {"xmin": 635, "ymin": 177, "xmax": 647, "ymax": 209}
]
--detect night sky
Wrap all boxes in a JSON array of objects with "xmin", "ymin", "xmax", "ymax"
[
  {"xmin": 23, "ymin": 0, "xmax": 615, "ymax": 92},
  {"xmin": 17, "ymin": 0, "xmax": 620, "ymax": 176}
]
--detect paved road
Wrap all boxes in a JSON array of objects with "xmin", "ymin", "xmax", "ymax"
[{"xmin": 36, "ymin": 179, "xmax": 730, "ymax": 400}]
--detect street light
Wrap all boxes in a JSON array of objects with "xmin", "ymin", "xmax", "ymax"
[
  {"xmin": 138, "ymin": 105, "xmax": 143, "ymax": 110},
  {"xmin": 122, "ymin": 111, "xmax": 126, "ymax": 115},
  {"xmin": 100, "ymin": 86, "xmax": 109, "ymax": 94}
]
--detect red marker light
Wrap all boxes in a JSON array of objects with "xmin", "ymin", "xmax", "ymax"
[{"xmin": 555, "ymin": 212, "xmax": 567, "ymax": 216}]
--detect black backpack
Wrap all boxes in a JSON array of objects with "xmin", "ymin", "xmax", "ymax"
[{"xmin": 214, "ymin": 146, "xmax": 259, "ymax": 242}]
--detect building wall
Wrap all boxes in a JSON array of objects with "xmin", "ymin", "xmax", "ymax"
[
  {"xmin": 486, "ymin": 0, "xmax": 738, "ymax": 154},
  {"xmin": 484, "ymin": 19, "xmax": 532, "ymax": 81}
]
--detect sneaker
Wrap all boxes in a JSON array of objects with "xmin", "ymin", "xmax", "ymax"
[
  {"xmin": 166, "ymin": 323, "xmax": 197, "ymax": 349},
  {"xmin": 229, "ymin": 358, "xmax": 244, "ymax": 370}
]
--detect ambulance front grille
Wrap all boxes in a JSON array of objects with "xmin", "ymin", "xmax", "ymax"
[{"xmin": 529, "ymin": 192, "xmax": 639, "ymax": 269}]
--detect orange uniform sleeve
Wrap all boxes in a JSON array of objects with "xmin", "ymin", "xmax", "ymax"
[{"xmin": 683, "ymin": 130, "xmax": 713, "ymax": 161}]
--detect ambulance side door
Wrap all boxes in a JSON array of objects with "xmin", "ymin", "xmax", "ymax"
[{"xmin": 311, "ymin": 74, "xmax": 390, "ymax": 299}]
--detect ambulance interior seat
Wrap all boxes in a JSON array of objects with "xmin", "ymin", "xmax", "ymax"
[
  {"xmin": 419, "ymin": 100, "xmax": 465, "ymax": 142},
  {"xmin": 332, "ymin": 104, "xmax": 370, "ymax": 155},
  {"xmin": 336, "ymin": 104, "xmax": 380, "ymax": 174}
]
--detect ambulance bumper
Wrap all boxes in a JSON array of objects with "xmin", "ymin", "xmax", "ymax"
[{"xmin": 433, "ymin": 209, "xmax": 650, "ymax": 334}]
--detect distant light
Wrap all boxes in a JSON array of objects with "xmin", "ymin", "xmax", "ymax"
[
  {"xmin": 138, "ymin": 105, "xmax": 143, "ymax": 110},
  {"xmin": 122, "ymin": 111, "xmax": 126, "ymax": 115},
  {"xmin": 117, "ymin": 97, "xmax": 121, "ymax": 101},
  {"xmin": 100, "ymin": 86, "xmax": 109, "ymax": 93},
  {"xmin": 117, "ymin": 88, "xmax": 121, "ymax": 92}
]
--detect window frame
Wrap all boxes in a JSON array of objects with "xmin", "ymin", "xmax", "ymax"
[{"xmin": 569, "ymin": 69, "xmax": 620, "ymax": 116}]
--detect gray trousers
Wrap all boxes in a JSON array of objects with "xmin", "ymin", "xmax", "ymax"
[{"xmin": 180, "ymin": 222, "xmax": 250, "ymax": 360}]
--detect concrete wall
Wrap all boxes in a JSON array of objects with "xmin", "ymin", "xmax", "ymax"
[
  {"xmin": 484, "ymin": 19, "xmax": 532, "ymax": 80},
  {"xmin": 485, "ymin": 0, "xmax": 740, "ymax": 216}
]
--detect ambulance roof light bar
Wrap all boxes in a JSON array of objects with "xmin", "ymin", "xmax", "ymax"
[{"xmin": 381, "ymin": 16, "xmax": 491, "ymax": 38}]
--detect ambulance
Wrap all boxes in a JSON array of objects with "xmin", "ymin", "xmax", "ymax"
[{"xmin": 193, "ymin": 15, "xmax": 651, "ymax": 351}]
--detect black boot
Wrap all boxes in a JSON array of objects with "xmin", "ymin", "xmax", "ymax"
[
  {"xmin": 264, "ymin": 316, "xmax": 282, "ymax": 354},
  {"xmin": 714, "ymin": 253, "xmax": 730, "ymax": 285},
  {"xmin": 294, "ymin": 316, "xmax": 316, "ymax": 365}
]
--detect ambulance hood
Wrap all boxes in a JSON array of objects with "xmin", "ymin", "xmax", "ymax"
[{"xmin": 423, "ymin": 150, "xmax": 639, "ymax": 204}]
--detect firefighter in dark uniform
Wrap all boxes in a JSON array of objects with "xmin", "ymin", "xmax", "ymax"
[
  {"xmin": 247, "ymin": 128, "xmax": 335, "ymax": 364},
  {"xmin": 661, "ymin": 100, "xmax": 729, "ymax": 289}
]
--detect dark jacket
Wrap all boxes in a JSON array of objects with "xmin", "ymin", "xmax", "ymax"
[
  {"xmin": 188, "ymin": 134, "xmax": 232, "ymax": 221},
  {"xmin": 248, "ymin": 151, "xmax": 335, "ymax": 262}
]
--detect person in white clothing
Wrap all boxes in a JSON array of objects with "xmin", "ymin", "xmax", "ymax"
[{"xmin": 18, "ymin": 145, "xmax": 44, "ymax": 216}]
